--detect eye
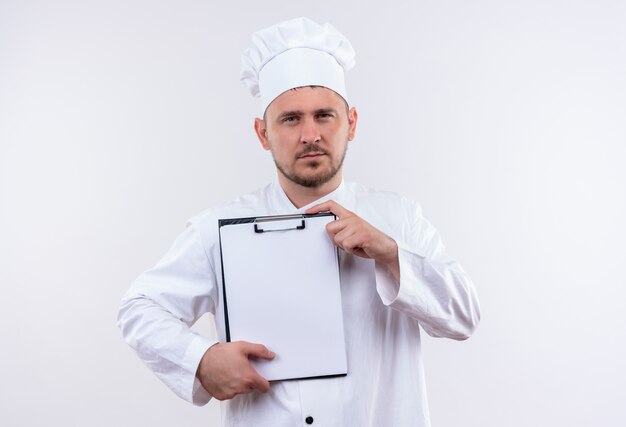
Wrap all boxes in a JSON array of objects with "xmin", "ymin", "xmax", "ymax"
[
  {"xmin": 281, "ymin": 115, "xmax": 299, "ymax": 123},
  {"xmin": 316, "ymin": 113, "xmax": 334, "ymax": 120}
]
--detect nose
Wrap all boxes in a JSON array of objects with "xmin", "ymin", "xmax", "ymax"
[{"xmin": 300, "ymin": 117, "xmax": 321, "ymax": 144}]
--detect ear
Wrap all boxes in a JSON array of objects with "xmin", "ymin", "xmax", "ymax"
[
  {"xmin": 347, "ymin": 107, "xmax": 358, "ymax": 141},
  {"xmin": 254, "ymin": 117, "xmax": 271, "ymax": 151}
]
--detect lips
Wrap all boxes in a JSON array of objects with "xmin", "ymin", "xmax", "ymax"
[
  {"xmin": 297, "ymin": 147, "xmax": 327, "ymax": 159},
  {"xmin": 299, "ymin": 152, "xmax": 325, "ymax": 158}
]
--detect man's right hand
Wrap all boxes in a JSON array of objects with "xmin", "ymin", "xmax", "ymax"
[{"xmin": 196, "ymin": 341, "xmax": 275, "ymax": 400}]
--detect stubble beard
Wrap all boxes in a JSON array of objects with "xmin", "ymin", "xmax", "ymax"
[{"xmin": 274, "ymin": 144, "xmax": 348, "ymax": 188}]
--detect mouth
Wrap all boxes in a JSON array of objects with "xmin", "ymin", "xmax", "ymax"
[{"xmin": 298, "ymin": 152, "xmax": 326, "ymax": 159}]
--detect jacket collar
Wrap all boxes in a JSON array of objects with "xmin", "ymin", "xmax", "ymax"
[{"xmin": 270, "ymin": 177, "xmax": 346, "ymax": 214}]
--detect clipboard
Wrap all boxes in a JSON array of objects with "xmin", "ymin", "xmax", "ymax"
[{"xmin": 218, "ymin": 213, "xmax": 347, "ymax": 382}]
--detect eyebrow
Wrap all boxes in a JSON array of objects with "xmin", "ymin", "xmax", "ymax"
[
  {"xmin": 277, "ymin": 110, "xmax": 303, "ymax": 121},
  {"xmin": 276, "ymin": 108, "xmax": 339, "ymax": 121}
]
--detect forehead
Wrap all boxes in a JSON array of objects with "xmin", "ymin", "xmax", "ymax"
[{"xmin": 265, "ymin": 86, "xmax": 347, "ymax": 117}]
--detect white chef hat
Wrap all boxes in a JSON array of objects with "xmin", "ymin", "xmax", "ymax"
[{"xmin": 240, "ymin": 17, "xmax": 356, "ymax": 113}]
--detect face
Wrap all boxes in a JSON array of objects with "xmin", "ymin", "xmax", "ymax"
[{"xmin": 254, "ymin": 86, "xmax": 358, "ymax": 189}]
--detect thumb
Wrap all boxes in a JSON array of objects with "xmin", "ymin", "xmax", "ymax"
[{"xmin": 242, "ymin": 342, "xmax": 276, "ymax": 360}]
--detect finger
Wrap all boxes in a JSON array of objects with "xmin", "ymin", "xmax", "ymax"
[
  {"xmin": 333, "ymin": 226, "xmax": 358, "ymax": 249},
  {"xmin": 326, "ymin": 216, "xmax": 358, "ymax": 235},
  {"xmin": 252, "ymin": 374, "xmax": 271, "ymax": 393},
  {"xmin": 340, "ymin": 234, "xmax": 370, "ymax": 258},
  {"xmin": 305, "ymin": 200, "xmax": 352, "ymax": 218},
  {"xmin": 304, "ymin": 200, "xmax": 335, "ymax": 214},
  {"xmin": 240, "ymin": 342, "xmax": 276, "ymax": 360}
]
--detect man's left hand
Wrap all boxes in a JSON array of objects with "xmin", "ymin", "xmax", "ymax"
[{"xmin": 306, "ymin": 200, "xmax": 400, "ymax": 281}]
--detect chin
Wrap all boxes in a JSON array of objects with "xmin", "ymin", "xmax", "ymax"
[{"xmin": 295, "ymin": 170, "xmax": 338, "ymax": 188}]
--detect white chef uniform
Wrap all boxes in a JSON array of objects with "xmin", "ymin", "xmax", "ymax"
[{"xmin": 117, "ymin": 179, "xmax": 481, "ymax": 427}]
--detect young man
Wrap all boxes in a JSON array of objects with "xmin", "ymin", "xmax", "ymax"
[{"xmin": 118, "ymin": 17, "xmax": 480, "ymax": 426}]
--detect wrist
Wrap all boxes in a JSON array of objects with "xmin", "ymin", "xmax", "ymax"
[{"xmin": 382, "ymin": 238, "xmax": 400, "ymax": 281}]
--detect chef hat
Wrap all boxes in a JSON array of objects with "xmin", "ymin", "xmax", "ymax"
[{"xmin": 240, "ymin": 17, "xmax": 356, "ymax": 113}]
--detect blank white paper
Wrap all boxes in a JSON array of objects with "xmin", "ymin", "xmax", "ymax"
[{"xmin": 219, "ymin": 214, "xmax": 347, "ymax": 381}]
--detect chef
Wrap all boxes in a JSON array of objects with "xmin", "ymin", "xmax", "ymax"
[{"xmin": 118, "ymin": 17, "xmax": 481, "ymax": 427}]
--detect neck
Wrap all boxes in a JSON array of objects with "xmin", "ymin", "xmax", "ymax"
[{"xmin": 277, "ymin": 172, "xmax": 343, "ymax": 209}]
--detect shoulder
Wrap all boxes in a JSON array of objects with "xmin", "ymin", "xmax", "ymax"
[
  {"xmin": 344, "ymin": 181, "xmax": 421, "ymax": 215},
  {"xmin": 342, "ymin": 182, "xmax": 422, "ymax": 233}
]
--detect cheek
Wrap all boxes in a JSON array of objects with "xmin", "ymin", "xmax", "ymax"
[
  {"xmin": 270, "ymin": 131, "xmax": 299, "ymax": 151},
  {"xmin": 268, "ymin": 128, "xmax": 295, "ymax": 145},
  {"xmin": 267, "ymin": 141, "xmax": 289, "ymax": 161},
  {"xmin": 325, "ymin": 122, "xmax": 348, "ymax": 137}
]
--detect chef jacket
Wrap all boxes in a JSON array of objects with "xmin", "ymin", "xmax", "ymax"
[{"xmin": 117, "ymin": 179, "xmax": 481, "ymax": 427}]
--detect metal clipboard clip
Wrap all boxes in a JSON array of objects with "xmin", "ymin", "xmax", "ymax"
[{"xmin": 254, "ymin": 214, "xmax": 306, "ymax": 233}]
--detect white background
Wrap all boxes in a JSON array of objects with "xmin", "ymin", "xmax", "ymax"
[{"xmin": 1, "ymin": 1, "xmax": 625, "ymax": 426}]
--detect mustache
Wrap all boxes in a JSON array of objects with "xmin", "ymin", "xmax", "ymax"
[{"xmin": 297, "ymin": 145, "xmax": 328, "ymax": 158}]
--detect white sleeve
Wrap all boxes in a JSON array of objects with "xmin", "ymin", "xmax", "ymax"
[
  {"xmin": 117, "ymin": 222, "xmax": 217, "ymax": 406},
  {"xmin": 374, "ymin": 200, "xmax": 481, "ymax": 340}
]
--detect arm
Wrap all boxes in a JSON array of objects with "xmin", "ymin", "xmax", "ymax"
[
  {"xmin": 117, "ymin": 222, "xmax": 273, "ymax": 405},
  {"xmin": 306, "ymin": 200, "xmax": 480, "ymax": 340}
]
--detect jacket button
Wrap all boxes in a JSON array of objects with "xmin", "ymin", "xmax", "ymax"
[{"xmin": 305, "ymin": 416, "xmax": 314, "ymax": 424}]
